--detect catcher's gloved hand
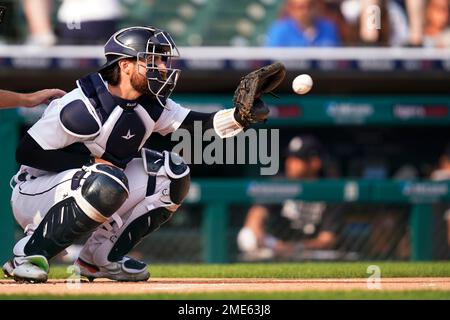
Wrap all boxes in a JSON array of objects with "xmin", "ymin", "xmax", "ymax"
[{"xmin": 233, "ymin": 62, "xmax": 286, "ymax": 128}]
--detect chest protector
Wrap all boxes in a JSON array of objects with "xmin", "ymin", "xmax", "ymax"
[{"xmin": 59, "ymin": 73, "xmax": 164, "ymax": 167}]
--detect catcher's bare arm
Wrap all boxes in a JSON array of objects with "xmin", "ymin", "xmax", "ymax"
[{"xmin": 180, "ymin": 62, "xmax": 286, "ymax": 138}]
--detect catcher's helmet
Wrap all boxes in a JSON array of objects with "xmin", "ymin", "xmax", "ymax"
[{"xmin": 100, "ymin": 26, "xmax": 181, "ymax": 107}]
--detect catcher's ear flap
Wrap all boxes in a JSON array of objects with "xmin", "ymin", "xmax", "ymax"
[{"xmin": 260, "ymin": 62, "xmax": 286, "ymax": 94}]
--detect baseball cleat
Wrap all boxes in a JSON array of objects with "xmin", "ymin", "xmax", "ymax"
[
  {"xmin": 75, "ymin": 256, "xmax": 150, "ymax": 282},
  {"xmin": 2, "ymin": 255, "xmax": 49, "ymax": 283}
]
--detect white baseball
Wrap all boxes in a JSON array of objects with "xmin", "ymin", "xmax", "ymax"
[{"xmin": 292, "ymin": 74, "xmax": 313, "ymax": 95}]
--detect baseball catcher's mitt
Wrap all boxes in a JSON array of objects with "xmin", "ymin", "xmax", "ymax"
[{"xmin": 233, "ymin": 62, "xmax": 286, "ymax": 127}]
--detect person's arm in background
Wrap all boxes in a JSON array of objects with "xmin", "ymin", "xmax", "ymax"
[
  {"xmin": 0, "ymin": 89, "xmax": 66, "ymax": 108},
  {"xmin": 237, "ymin": 205, "xmax": 293, "ymax": 256},
  {"xmin": 239, "ymin": 205, "xmax": 270, "ymax": 249},
  {"xmin": 22, "ymin": 0, "xmax": 56, "ymax": 45},
  {"xmin": 301, "ymin": 231, "xmax": 336, "ymax": 249},
  {"xmin": 406, "ymin": 0, "xmax": 424, "ymax": 46},
  {"xmin": 359, "ymin": 0, "xmax": 380, "ymax": 43}
]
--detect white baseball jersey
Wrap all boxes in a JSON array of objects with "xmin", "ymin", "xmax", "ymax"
[
  {"xmin": 17, "ymin": 72, "xmax": 190, "ymax": 178},
  {"xmin": 11, "ymin": 73, "xmax": 190, "ymax": 237}
]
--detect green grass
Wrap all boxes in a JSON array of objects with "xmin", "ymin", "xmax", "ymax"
[
  {"xmin": 0, "ymin": 290, "xmax": 449, "ymax": 300},
  {"xmin": 31, "ymin": 261, "xmax": 450, "ymax": 279},
  {"xmin": 2, "ymin": 262, "xmax": 448, "ymax": 300}
]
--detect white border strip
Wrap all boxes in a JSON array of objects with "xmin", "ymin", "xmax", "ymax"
[{"xmin": 1, "ymin": 46, "xmax": 450, "ymax": 60}]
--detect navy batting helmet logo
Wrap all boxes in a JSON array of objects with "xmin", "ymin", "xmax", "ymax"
[{"xmin": 101, "ymin": 26, "xmax": 181, "ymax": 108}]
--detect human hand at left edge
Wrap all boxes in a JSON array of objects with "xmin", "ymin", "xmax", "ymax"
[{"xmin": 23, "ymin": 89, "xmax": 67, "ymax": 108}]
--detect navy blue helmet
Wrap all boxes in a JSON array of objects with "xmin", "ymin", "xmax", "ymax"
[{"xmin": 100, "ymin": 26, "xmax": 181, "ymax": 107}]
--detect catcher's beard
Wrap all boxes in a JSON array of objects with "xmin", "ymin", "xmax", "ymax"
[{"xmin": 130, "ymin": 71, "xmax": 151, "ymax": 96}]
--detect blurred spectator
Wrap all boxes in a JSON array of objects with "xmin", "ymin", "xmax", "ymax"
[
  {"xmin": 430, "ymin": 144, "xmax": 450, "ymax": 249},
  {"xmin": 431, "ymin": 143, "xmax": 450, "ymax": 181},
  {"xmin": 321, "ymin": 0, "xmax": 354, "ymax": 45},
  {"xmin": 423, "ymin": 0, "xmax": 450, "ymax": 48},
  {"xmin": 360, "ymin": 0, "xmax": 409, "ymax": 46},
  {"xmin": 237, "ymin": 136, "xmax": 344, "ymax": 260},
  {"xmin": 382, "ymin": 0, "xmax": 426, "ymax": 46},
  {"xmin": 56, "ymin": 0, "xmax": 123, "ymax": 44},
  {"xmin": 22, "ymin": 0, "xmax": 56, "ymax": 45},
  {"xmin": 340, "ymin": 0, "xmax": 409, "ymax": 46},
  {"xmin": 265, "ymin": 0, "xmax": 341, "ymax": 47},
  {"xmin": 404, "ymin": 0, "xmax": 425, "ymax": 46}
]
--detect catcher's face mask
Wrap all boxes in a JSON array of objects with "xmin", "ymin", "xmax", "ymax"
[{"xmin": 136, "ymin": 30, "xmax": 181, "ymax": 108}]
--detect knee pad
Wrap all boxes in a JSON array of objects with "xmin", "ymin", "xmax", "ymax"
[
  {"xmin": 24, "ymin": 164, "xmax": 129, "ymax": 259},
  {"xmin": 101, "ymin": 150, "xmax": 189, "ymax": 262},
  {"xmin": 85, "ymin": 151, "xmax": 188, "ymax": 263},
  {"xmin": 72, "ymin": 163, "xmax": 129, "ymax": 222},
  {"xmin": 142, "ymin": 149, "xmax": 190, "ymax": 208},
  {"xmin": 24, "ymin": 197, "xmax": 101, "ymax": 258}
]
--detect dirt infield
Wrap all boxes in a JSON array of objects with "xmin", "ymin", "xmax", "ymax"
[{"xmin": 0, "ymin": 278, "xmax": 449, "ymax": 295}]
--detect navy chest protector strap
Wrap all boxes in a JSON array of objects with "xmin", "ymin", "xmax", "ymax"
[
  {"xmin": 78, "ymin": 73, "xmax": 117, "ymax": 121},
  {"xmin": 77, "ymin": 73, "xmax": 164, "ymax": 123}
]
